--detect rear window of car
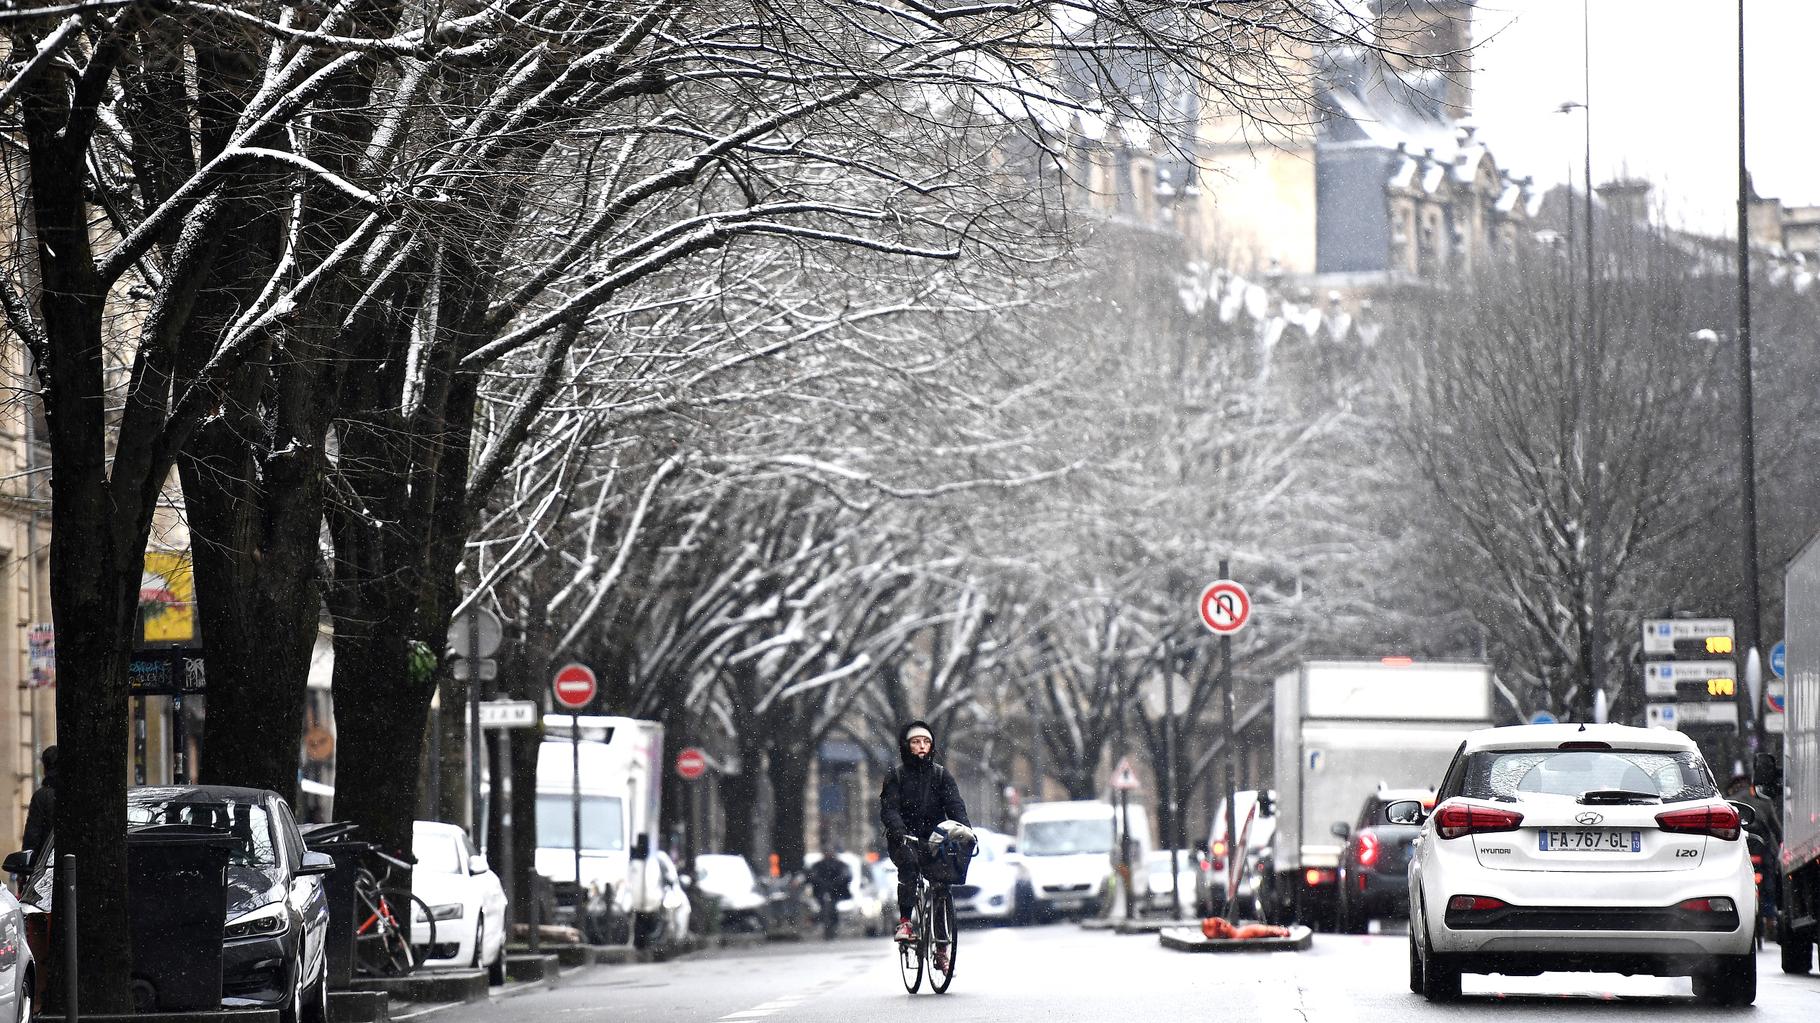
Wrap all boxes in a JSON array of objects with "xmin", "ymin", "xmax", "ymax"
[{"xmin": 1455, "ymin": 748, "xmax": 1717, "ymax": 803}]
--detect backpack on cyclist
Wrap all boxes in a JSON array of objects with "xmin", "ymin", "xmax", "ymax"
[{"xmin": 921, "ymin": 820, "xmax": 978, "ymax": 884}]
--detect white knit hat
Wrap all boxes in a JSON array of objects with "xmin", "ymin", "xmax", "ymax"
[{"xmin": 906, "ymin": 725, "xmax": 933, "ymax": 743}]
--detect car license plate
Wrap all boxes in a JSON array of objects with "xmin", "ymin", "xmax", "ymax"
[{"xmin": 1538, "ymin": 829, "xmax": 1641, "ymax": 852}]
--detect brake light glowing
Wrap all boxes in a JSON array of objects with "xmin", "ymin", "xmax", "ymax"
[
  {"xmin": 1304, "ymin": 868, "xmax": 1335, "ymax": 887},
  {"xmin": 1434, "ymin": 802, "xmax": 1524, "ymax": 840},
  {"xmin": 1655, "ymin": 804, "xmax": 1741, "ymax": 841},
  {"xmin": 1676, "ymin": 897, "xmax": 1735, "ymax": 913},
  {"xmin": 1210, "ymin": 839, "xmax": 1227, "ymax": 872},
  {"xmin": 1356, "ymin": 832, "xmax": 1381, "ymax": 868},
  {"xmin": 1447, "ymin": 895, "xmax": 1506, "ymax": 912}
]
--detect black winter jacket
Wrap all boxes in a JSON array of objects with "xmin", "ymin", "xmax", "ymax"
[{"xmin": 880, "ymin": 719, "xmax": 970, "ymax": 845}]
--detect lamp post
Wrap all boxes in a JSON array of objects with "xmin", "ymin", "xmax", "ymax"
[
  {"xmin": 1734, "ymin": 0, "xmax": 1766, "ymax": 751},
  {"xmin": 1557, "ymin": 0, "xmax": 1602, "ymax": 721}
]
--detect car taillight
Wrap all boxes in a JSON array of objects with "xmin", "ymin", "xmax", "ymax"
[
  {"xmin": 1677, "ymin": 897, "xmax": 1735, "ymax": 913},
  {"xmin": 1356, "ymin": 832, "xmax": 1381, "ymax": 868},
  {"xmin": 1446, "ymin": 895, "xmax": 1506, "ymax": 912},
  {"xmin": 1655, "ymin": 804, "xmax": 1741, "ymax": 841},
  {"xmin": 1210, "ymin": 839, "xmax": 1227, "ymax": 872},
  {"xmin": 1304, "ymin": 868, "xmax": 1335, "ymax": 887},
  {"xmin": 1434, "ymin": 802, "xmax": 1524, "ymax": 840}
]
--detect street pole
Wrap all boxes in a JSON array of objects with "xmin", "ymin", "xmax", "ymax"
[
  {"xmin": 1164, "ymin": 670, "xmax": 1181, "ymax": 919},
  {"xmin": 1581, "ymin": 0, "xmax": 1607, "ymax": 724},
  {"xmin": 572, "ymin": 710, "xmax": 583, "ymax": 900},
  {"xmin": 469, "ymin": 604, "xmax": 484, "ymax": 837},
  {"xmin": 1217, "ymin": 558, "xmax": 1239, "ymax": 922},
  {"xmin": 496, "ymin": 727, "xmax": 515, "ymax": 945},
  {"xmin": 1735, "ymin": 0, "xmax": 1766, "ymax": 752}
]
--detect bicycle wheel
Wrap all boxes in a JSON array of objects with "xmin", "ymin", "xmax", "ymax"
[
  {"xmin": 355, "ymin": 888, "xmax": 435, "ymax": 977},
  {"xmin": 897, "ymin": 888, "xmax": 925, "ymax": 993},
  {"xmin": 930, "ymin": 885, "xmax": 958, "ymax": 994}
]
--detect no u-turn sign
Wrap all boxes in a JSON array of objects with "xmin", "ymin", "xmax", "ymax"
[{"xmin": 1198, "ymin": 580, "xmax": 1251, "ymax": 635}]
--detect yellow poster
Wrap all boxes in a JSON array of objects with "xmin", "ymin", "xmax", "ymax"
[{"xmin": 140, "ymin": 549, "xmax": 197, "ymax": 644}]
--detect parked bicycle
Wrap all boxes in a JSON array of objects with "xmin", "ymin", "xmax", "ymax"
[
  {"xmin": 354, "ymin": 846, "xmax": 435, "ymax": 977},
  {"xmin": 301, "ymin": 822, "xmax": 435, "ymax": 978}
]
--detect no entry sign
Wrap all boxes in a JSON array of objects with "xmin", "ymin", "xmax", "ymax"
[
  {"xmin": 1198, "ymin": 580, "xmax": 1251, "ymax": 635},
  {"xmin": 552, "ymin": 662, "xmax": 598, "ymax": 710},
  {"xmin": 676, "ymin": 747, "xmax": 709, "ymax": 780}
]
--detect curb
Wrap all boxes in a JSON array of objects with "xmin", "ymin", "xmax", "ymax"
[
  {"xmin": 504, "ymin": 954, "xmax": 561, "ymax": 988},
  {"xmin": 40, "ymin": 1014, "xmax": 279, "ymax": 1023},
  {"xmin": 39, "ymin": 1004, "xmax": 278, "ymax": 1012},
  {"xmin": 1158, "ymin": 925, "xmax": 1314, "ymax": 953},
  {"xmin": 329, "ymin": 991, "xmax": 390, "ymax": 1023},
  {"xmin": 507, "ymin": 943, "xmax": 595, "ymax": 968},
  {"xmin": 1113, "ymin": 919, "xmax": 1203, "ymax": 935},
  {"xmin": 349, "ymin": 969, "xmax": 489, "ymax": 1003}
]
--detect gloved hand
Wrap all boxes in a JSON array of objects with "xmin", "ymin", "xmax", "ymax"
[{"xmin": 897, "ymin": 833, "xmax": 920, "ymax": 856}]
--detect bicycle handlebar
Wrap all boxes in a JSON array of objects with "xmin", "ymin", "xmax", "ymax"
[{"xmin": 370, "ymin": 847, "xmax": 416, "ymax": 872}]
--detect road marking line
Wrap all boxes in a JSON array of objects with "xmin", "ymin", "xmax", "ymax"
[
  {"xmin": 718, "ymin": 1012, "xmax": 779, "ymax": 1019},
  {"xmin": 391, "ymin": 1002, "xmax": 464, "ymax": 1021}
]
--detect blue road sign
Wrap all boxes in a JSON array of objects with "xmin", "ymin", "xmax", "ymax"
[
  {"xmin": 1771, "ymin": 641, "xmax": 1787, "ymax": 680},
  {"xmin": 1529, "ymin": 710, "xmax": 1558, "ymax": 726}
]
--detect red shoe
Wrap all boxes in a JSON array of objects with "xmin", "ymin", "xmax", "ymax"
[
  {"xmin": 894, "ymin": 919, "xmax": 914, "ymax": 943},
  {"xmin": 933, "ymin": 946, "xmax": 949, "ymax": 972}
]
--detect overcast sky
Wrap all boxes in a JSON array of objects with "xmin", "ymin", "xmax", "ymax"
[{"xmin": 1467, "ymin": 0, "xmax": 1817, "ymax": 238}]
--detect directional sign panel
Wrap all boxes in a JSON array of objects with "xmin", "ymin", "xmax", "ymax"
[
  {"xmin": 1644, "ymin": 660, "xmax": 1737, "ymax": 698},
  {"xmin": 1646, "ymin": 702, "xmax": 1679, "ymax": 730},
  {"xmin": 1641, "ymin": 618, "xmax": 1735, "ymax": 656},
  {"xmin": 1673, "ymin": 701, "xmax": 1739, "ymax": 728}
]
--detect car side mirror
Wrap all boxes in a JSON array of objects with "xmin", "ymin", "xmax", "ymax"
[
  {"xmin": 1329, "ymin": 821, "xmax": 1351, "ymax": 840},
  {"xmin": 2, "ymin": 851, "xmax": 30, "ymax": 875},
  {"xmin": 470, "ymin": 854, "xmax": 491, "ymax": 875},
  {"xmin": 1384, "ymin": 800, "xmax": 1427, "ymax": 826},
  {"xmin": 1728, "ymin": 800, "xmax": 1759, "ymax": 829},
  {"xmin": 297, "ymin": 850, "xmax": 335, "ymax": 877}
]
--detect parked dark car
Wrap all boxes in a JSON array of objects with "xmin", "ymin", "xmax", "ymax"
[
  {"xmin": 1333, "ymin": 786, "xmax": 1432, "ymax": 933},
  {"xmin": 13, "ymin": 785, "xmax": 332, "ymax": 1023}
]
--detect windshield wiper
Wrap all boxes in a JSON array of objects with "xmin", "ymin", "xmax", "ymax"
[{"xmin": 1577, "ymin": 789, "xmax": 1661, "ymax": 805}]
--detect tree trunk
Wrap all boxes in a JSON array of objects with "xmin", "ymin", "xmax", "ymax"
[
  {"xmin": 766, "ymin": 737, "xmax": 812, "ymax": 874},
  {"xmin": 719, "ymin": 739, "xmax": 765, "ymax": 868}
]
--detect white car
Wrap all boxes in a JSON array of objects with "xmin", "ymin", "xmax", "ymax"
[
  {"xmin": 1144, "ymin": 850, "xmax": 1197, "ymax": 918},
  {"xmin": 0, "ymin": 881, "xmax": 33, "ymax": 1023},
  {"xmin": 1400, "ymin": 724, "xmax": 1758, "ymax": 1005},
  {"xmin": 411, "ymin": 821, "xmax": 508, "ymax": 983},
  {"xmin": 801, "ymin": 851, "xmax": 883, "ymax": 936},
  {"xmin": 693, "ymin": 854, "xmax": 767, "ymax": 933},
  {"xmin": 642, "ymin": 850, "xmax": 693, "ymax": 944},
  {"xmin": 952, "ymin": 829, "xmax": 1030, "ymax": 925}
]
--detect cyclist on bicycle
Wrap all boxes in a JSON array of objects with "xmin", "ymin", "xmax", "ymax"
[{"xmin": 880, "ymin": 719, "xmax": 970, "ymax": 949}]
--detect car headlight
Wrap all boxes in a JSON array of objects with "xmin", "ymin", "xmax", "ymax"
[
  {"xmin": 224, "ymin": 902, "xmax": 288, "ymax": 940},
  {"xmin": 429, "ymin": 903, "xmax": 465, "ymax": 921}
]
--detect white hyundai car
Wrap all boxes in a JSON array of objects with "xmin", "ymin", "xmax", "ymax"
[{"xmin": 1397, "ymin": 724, "xmax": 1757, "ymax": 1005}]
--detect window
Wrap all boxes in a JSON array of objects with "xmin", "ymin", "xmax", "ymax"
[
  {"xmin": 1020, "ymin": 818, "xmax": 1114, "ymax": 856},
  {"xmin": 416, "ymin": 833, "xmax": 466, "ymax": 875},
  {"xmin": 1456, "ymin": 749, "xmax": 1717, "ymax": 803},
  {"xmin": 535, "ymin": 794, "xmax": 625, "ymax": 851},
  {"xmin": 128, "ymin": 796, "xmax": 277, "ymax": 867}
]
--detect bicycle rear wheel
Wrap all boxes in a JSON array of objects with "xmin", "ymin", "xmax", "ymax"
[
  {"xmin": 930, "ymin": 886, "xmax": 958, "ymax": 994},
  {"xmin": 898, "ymin": 892, "xmax": 925, "ymax": 993},
  {"xmin": 356, "ymin": 888, "xmax": 435, "ymax": 976}
]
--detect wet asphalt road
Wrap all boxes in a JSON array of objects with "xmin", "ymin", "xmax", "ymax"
[{"xmin": 439, "ymin": 922, "xmax": 1820, "ymax": 1023}]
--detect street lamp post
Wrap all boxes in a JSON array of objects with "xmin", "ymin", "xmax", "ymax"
[{"xmin": 1734, "ymin": 0, "xmax": 1766, "ymax": 751}]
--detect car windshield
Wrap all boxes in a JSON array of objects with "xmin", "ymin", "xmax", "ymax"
[
  {"xmin": 535, "ymin": 794, "xmax": 624, "ymax": 851},
  {"xmin": 1020, "ymin": 818, "xmax": 1113, "ymax": 856},
  {"xmin": 414, "ymin": 832, "xmax": 465, "ymax": 874},
  {"xmin": 1458, "ymin": 749, "xmax": 1717, "ymax": 803},
  {"xmin": 127, "ymin": 797, "xmax": 276, "ymax": 867},
  {"xmin": 697, "ymin": 856, "xmax": 756, "ymax": 891}
]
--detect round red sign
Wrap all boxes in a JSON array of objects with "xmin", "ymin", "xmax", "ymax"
[
  {"xmin": 676, "ymin": 747, "xmax": 708, "ymax": 780},
  {"xmin": 552, "ymin": 662, "xmax": 598, "ymax": 710},
  {"xmin": 1198, "ymin": 579, "xmax": 1252, "ymax": 635}
]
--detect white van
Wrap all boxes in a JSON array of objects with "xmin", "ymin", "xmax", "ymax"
[
  {"xmin": 1016, "ymin": 800, "xmax": 1152, "ymax": 918},
  {"xmin": 535, "ymin": 715, "xmax": 665, "ymax": 931}
]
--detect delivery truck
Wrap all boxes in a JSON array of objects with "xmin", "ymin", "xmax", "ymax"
[
  {"xmin": 537, "ymin": 714, "xmax": 665, "ymax": 943},
  {"xmin": 1269, "ymin": 659, "xmax": 1495, "ymax": 930},
  {"xmin": 1775, "ymin": 540, "xmax": 1820, "ymax": 974}
]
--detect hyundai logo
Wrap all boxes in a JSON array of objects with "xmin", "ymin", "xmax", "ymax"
[{"xmin": 1575, "ymin": 811, "xmax": 1604, "ymax": 826}]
